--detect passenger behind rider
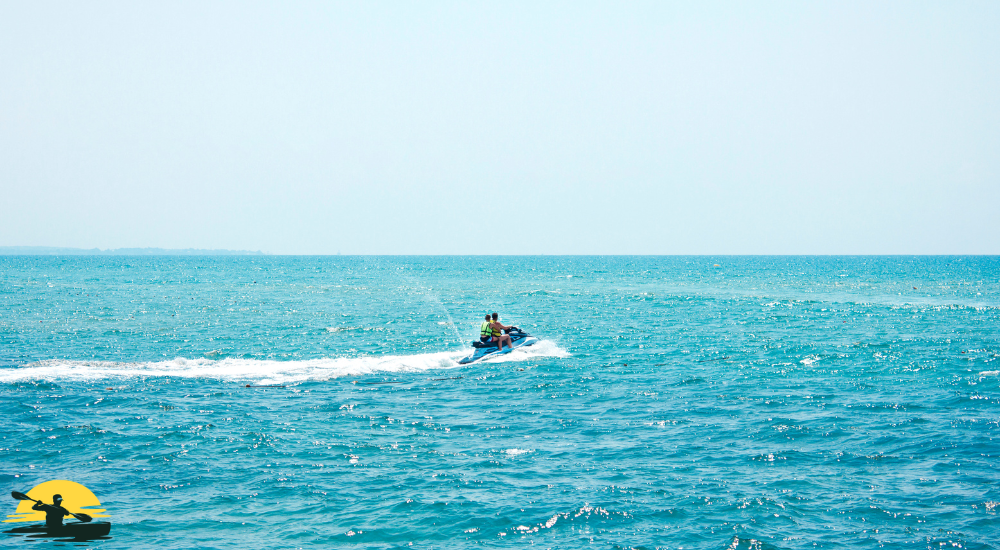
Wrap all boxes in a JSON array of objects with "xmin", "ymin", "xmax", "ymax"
[
  {"xmin": 489, "ymin": 312, "xmax": 514, "ymax": 351},
  {"xmin": 479, "ymin": 315, "xmax": 493, "ymax": 344}
]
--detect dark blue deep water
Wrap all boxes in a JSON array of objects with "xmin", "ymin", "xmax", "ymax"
[{"xmin": 2, "ymin": 256, "xmax": 998, "ymax": 548}]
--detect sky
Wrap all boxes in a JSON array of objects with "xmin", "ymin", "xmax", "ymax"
[{"xmin": 1, "ymin": 1, "xmax": 997, "ymax": 255}]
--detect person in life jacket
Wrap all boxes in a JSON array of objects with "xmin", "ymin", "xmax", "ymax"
[
  {"xmin": 489, "ymin": 312, "xmax": 514, "ymax": 350},
  {"xmin": 479, "ymin": 315, "xmax": 493, "ymax": 344}
]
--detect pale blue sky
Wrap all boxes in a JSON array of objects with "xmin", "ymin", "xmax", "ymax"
[{"xmin": 1, "ymin": 1, "xmax": 997, "ymax": 254}]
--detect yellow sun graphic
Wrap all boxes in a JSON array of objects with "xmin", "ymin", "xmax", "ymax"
[{"xmin": 5, "ymin": 480, "xmax": 110, "ymax": 523}]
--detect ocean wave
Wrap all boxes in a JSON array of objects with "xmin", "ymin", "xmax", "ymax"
[{"xmin": 0, "ymin": 341, "xmax": 570, "ymax": 384}]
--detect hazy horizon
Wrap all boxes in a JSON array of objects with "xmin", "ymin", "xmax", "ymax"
[{"xmin": 3, "ymin": 246, "xmax": 998, "ymax": 257}]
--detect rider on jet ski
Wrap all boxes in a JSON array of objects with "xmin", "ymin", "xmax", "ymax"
[{"xmin": 479, "ymin": 313, "xmax": 514, "ymax": 350}]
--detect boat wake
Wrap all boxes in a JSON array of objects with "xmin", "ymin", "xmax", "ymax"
[
  {"xmin": 477, "ymin": 340, "xmax": 570, "ymax": 364},
  {"xmin": 0, "ymin": 341, "xmax": 569, "ymax": 385}
]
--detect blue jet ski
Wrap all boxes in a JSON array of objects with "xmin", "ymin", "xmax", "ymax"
[{"xmin": 458, "ymin": 326, "xmax": 539, "ymax": 364}]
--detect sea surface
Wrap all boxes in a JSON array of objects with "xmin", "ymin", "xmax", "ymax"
[{"xmin": 1, "ymin": 256, "xmax": 998, "ymax": 549}]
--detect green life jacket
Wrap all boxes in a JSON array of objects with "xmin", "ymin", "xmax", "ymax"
[{"xmin": 480, "ymin": 321, "xmax": 493, "ymax": 338}]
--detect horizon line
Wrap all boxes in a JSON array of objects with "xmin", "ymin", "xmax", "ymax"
[{"xmin": 1, "ymin": 247, "xmax": 998, "ymax": 257}]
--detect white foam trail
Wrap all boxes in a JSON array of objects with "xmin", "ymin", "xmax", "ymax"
[
  {"xmin": 479, "ymin": 340, "xmax": 571, "ymax": 364},
  {"xmin": 0, "ymin": 341, "xmax": 569, "ymax": 384},
  {"xmin": 0, "ymin": 352, "xmax": 463, "ymax": 385}
]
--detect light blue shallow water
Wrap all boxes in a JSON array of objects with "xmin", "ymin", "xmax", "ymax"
[{"xmin": 1, "ymin": 256, "xmax": 998, "ymax": 549}]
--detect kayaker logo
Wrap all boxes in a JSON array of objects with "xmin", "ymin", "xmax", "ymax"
[{"xmin": 4, "ymin": 480, "xmax": 111, "ymax": 541}]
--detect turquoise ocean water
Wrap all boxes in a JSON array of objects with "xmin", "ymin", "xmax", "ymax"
[{"xmin": 1, "ymin": 256, "xmax": 998, "ymax": 548}]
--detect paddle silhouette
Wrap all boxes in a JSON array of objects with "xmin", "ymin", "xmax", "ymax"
[{"xmin": 11, "ymin": 492, "xmax": 92, "ymax": 523}]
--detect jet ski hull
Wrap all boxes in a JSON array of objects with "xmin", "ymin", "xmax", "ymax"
[{"xmin": 458, "ymin": 329, "xmax": 538, "ymax": 364}]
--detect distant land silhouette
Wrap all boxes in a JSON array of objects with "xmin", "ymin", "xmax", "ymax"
[{"xmin": 0, "ymin": 247, "xmax": 266, "ymax": 256}]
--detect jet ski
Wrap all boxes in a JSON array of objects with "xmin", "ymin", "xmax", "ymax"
[{"xmin": 458, "ymin": 326, "xmax": 538, "ymax": 364}]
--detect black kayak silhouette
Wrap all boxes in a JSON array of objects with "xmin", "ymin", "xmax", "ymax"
[
  {"xmin": 3, "ymin": 521, "xmax": 111, "ymax": 540},
  {"xmin": 6, "ymin": 492, "xmax": 110, "ymax": 541}
]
